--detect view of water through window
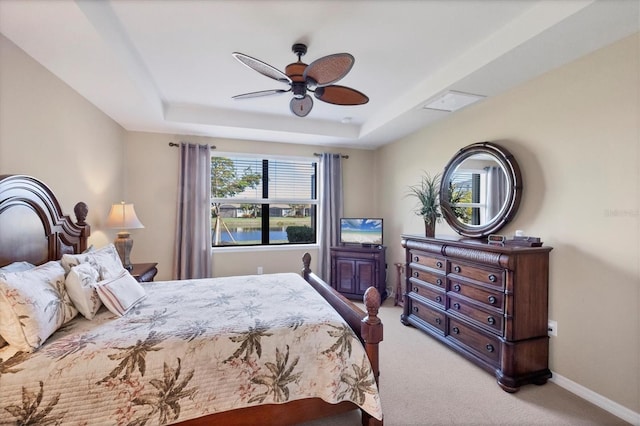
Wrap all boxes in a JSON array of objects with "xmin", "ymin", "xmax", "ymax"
[{"xmin": 218, "ymin": 226, "xmax": 288, "ymax": 244}]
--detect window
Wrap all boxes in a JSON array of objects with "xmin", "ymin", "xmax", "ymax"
[
  {"xmin": 448, "ymin": 170, "xmax": 487, "ymax": 225},
  {"xmin": 211, "ymin": 154, "xmax": 317, "ymax": 247}
]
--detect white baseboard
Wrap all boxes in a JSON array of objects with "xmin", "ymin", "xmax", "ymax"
[{"xmin": 550, "ymin": 371, "xmax": 640, "ymax": 425}]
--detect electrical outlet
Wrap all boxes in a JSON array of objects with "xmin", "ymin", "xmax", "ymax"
[
  {"xmin": 548, "ymin": 320, "xmax": 557, "ymax": 336},
  {"xmin": 257, "ymin": 266, "xmax": 263, "ymax": 275}
]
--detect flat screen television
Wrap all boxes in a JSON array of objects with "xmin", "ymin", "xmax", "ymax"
[{"xmin": 340, "ymin": 218, "xmax": 383, "ymax": 246}]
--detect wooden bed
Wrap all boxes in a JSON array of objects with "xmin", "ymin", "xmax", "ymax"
[{"xmin": 0, "ymin": 174, "xmax": 383, "ymax": 426}]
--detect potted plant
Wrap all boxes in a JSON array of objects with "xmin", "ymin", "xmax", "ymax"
[{"xmin": 407, "ymin": 172, "xmax": 442, "ymax": 237}]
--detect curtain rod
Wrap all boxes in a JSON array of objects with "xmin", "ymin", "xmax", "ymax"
[
  {"xmin": 169, "ymin": 142, "xmax": 217, "ymax": 149},
  {"xmin": 313, "ymin": 152, "xmax": 349, "ymax": 159}
]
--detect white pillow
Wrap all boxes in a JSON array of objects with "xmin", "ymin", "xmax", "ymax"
[
  {"xmin": 0, "ymin": 261, "xmax": 36, "ymax": 273},
  {"xmin": 0, "ymin": 261, "xmax": 78, "ymax": 351},
  {"xmin": 65, "ymin": 262, "xmax": 102, "ymax": 320},
  {"xmin": 61, "ymin": 243, "xmax": 125, "ymax": 280},
  {"xmin": 95, "ymin": 270, "xmax": 146, "ymax": 316}
]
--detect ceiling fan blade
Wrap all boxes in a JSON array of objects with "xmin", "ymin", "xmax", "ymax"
[
  {"xmin": 314, "ymin": 85, "xmax": 369, "ymax": 105},
  {"xmin": 232, "ymin": 52, "xmax": 292, "ymax": 84},
  {"xmin": 303, "ymin": 53, "xmax": 354, "ymax": 86},
  {"xmin": 232, "ymin": 89, "xmax": 289, "ymax": 100}
]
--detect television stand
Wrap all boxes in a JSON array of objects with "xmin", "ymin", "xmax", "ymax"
[{"xmin": 330, "ymin": 245, "xmax": 387, "ymax": 301}]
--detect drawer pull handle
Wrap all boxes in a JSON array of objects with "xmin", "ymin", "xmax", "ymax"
[
  {"xmin": 487, "ymin": 316, "xmax": 496, "ymax": 325},
  {"xmin": 488, "ymin": 296, "xmax": 497, "ymax": 304},
  {"xmin": 414, "ymin": 271, "xmax": 419, "ymax": 277},
  {"xmin": 452, "ymin": 327, "xmax": 460, "ymax": 334},
  {"xmin": 436, "ymin": 261, "xmax": 443, "ymax": 268},
  {"xmin": 413, "ymin": 306, "xmax": 419, "ymax": 313},
  {"xmin": 414, "ymin": 256, "xmax": 419, "ymax": 262},
  {"xmin": 436, "ymin": 278, "xmax": 442, "ymax": 286},
  {"xmin": 453, "ymin": 284, "xmax": 461, "ymax": 292},
  {"xmin": 454, "ymin": 266, "xmax": 461, "ymax": 273},
  {"xmin": 453, "ymin": 303, "xmax": 461, "ymax": 310},
  {"xmin": 413, "ymin": 287, "xmax": 419, "ymax": 293},
  {"xmin": 435, "ymin": 318, "xmax": 441, "ymax": 325},
  {"xmin": 488, "ymin": 274, "xmax": 497, "ymax": 282},
  {"xmin": 435, "ymin": 296, "xmax": 442, "ymax": 303},
  {"xmin": 486, "ymin": 344, "xmax": 495, "ymax": 353}
]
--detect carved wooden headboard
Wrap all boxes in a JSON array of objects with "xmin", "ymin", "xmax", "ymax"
[{"xmin": 0, "ymin": 175, "xmax": 90, "ymax": 267}]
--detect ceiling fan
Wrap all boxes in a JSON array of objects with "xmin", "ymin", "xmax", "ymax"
[{"xmin": 231, "ymin": 43, "xmax": 369, "ymax": 117}]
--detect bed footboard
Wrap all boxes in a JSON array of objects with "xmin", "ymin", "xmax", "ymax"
[
  {"xmin": 301, "ymin": 252, "xmax": 383, "ymax": 374},
  {"xmin": 301, "ymin": 253, "xmax": 383, "ymax": 426}
]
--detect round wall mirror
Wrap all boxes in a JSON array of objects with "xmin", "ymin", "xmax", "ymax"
[{"xmin": 439, "ymin": 142, "xmax": 522, "ymax": 238}]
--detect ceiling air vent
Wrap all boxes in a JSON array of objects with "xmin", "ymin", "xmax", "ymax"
[{"xmin": 422, "ymin": 90, "xmax": 485, "ymax": 112}]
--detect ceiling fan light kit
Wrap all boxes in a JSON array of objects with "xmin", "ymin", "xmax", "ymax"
[{"xmin": 232, "ymin": 43, "xmax": 369, "ymax": 117}]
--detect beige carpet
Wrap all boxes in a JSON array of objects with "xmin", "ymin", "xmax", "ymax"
[{"xmin": 302, "ymin": 299, "xmax": 628, "ymax": 426}]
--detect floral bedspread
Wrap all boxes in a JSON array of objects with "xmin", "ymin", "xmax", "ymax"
[{"xmin": 0, "ymin": 273, "xmax": 382, "ymax": 425}]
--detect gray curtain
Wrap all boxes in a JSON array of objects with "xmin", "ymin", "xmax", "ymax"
[
  {"xmin": 174, "ymin": 143, "xmax": 212, "ymax": 279},
  {"xmin": 486, "ymin": 166, "xmax": 507, "ymax": 220},
  {"xmin": 318, "ymin": 153, "xmax": 344, "ymax": 282}
]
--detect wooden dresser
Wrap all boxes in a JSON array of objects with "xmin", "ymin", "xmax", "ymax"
[{"xmin": 400, "ymin": 234, "xmax": 552, "ymax": 392}]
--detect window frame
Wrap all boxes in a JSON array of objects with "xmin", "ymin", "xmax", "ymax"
[
  {"xmin": 210, "ymin": 151, "xmax": 319, "ymax": 250},
  {"xmin": 449, "ymin": 168, "xmax": 489, "ymax": 225}
]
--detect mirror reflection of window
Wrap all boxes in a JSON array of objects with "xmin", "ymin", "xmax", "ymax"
[{"xmin": 450, "ymin": 161, "xmax": 507, "ymax": 226}]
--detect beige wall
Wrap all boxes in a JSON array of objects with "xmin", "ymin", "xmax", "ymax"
[
  {"xmin": 376, "ymin": 33, "xmax": 640, "ymax": 413},
  {"xmin": 124, "ymin": 131, "xmax": 377, "ymax": 280},
  {"xmin": 0, "ymin": 34, "xmax": 125, "ymax": 248}
]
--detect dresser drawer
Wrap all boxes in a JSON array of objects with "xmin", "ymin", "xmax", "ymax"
[
  {"xmin": 407, "ymin": 296, "xmax": 446, "ymax": 333},
  {"xmin": 448, "ymin": 294, "xmax": 504, "ymax": 336},
  {"xmin": 408, "ymin": 268, "xmax": 445, "ymax": 288},
  {"xmin": 409, "ymin": 251, "xmax": 446, "ymax": 272},
  {"xmin": 449, "ymin": 279, "xmax": 504, "ymax": 310},
  {"xmin": 448, "ymin": 317, "xmax": 501, "ymax": 367},
  {"xmin": 449, "ymin": 260, "xmax": 504, "ymax": 289},
  {"xmin": 409, "ymin": 278, "xmax": 445, "ymax": 307}
]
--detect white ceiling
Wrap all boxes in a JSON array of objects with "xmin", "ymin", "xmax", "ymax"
[{"xmin": 1, "ymin": 0, "xmax": 638, "ymax": 149}]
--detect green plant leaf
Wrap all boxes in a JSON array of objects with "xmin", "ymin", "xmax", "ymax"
[{"xmin": 406, "ymin": 172, "xmax": 442, "ymax": 225}]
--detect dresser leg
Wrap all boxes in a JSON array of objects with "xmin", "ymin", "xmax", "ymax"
[{"xmin": 497, "ymin": 381, "xmax": 520, "ymax": 393}]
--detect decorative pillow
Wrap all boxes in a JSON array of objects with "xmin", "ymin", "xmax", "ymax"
[
  {"xmin": 65, "ymin": 262, "xmax": 102, "ymax": 320},
  {"xmin": 95, "ymin": 270, "xmax": 146, "ymax": 316},
  {"xmin": 0, "ymin": 261, "xmax": 36, "ymax": 274},
  {"xmin": 61, "ymin": 243, "xmax": 125, "ymax": 280},
  {"xmin": 0, "ymin": 261, "xmax": 78, "ymax": 352}
]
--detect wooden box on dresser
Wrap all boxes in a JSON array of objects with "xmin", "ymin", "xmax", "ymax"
[{"xmin": 400, "ymin": 234, "xmax": 553, "ymax": 392}]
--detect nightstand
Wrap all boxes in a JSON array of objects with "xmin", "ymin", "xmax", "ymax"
[{"xmin": 130, "ymin": 263, "xmax": 158, "ymax": 282}]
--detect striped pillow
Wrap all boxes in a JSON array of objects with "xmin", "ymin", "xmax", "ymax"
[{"xmin": 95, "ymin": 270, "xmax": 146, "ymax": 316}]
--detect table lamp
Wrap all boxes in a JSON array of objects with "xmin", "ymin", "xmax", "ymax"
[{"xmin": 106, "ymin": 202, "xmax": 144, "ymax": 270}]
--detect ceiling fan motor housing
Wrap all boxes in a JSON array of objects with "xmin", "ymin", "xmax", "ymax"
[
  {"xmin": 291, "ymin": 82, "xmax": 307, "ymax": 99},
  {"xmin": 285, "ymin": 57, "xmax": 308, "ymax": 99}
]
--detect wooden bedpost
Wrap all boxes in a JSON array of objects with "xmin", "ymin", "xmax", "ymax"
[
  {"xmin": 362, "ymin": 287, "xmax": 383, "ymax": 384},
  {"xmin": 73, "ymin": 202, "xmax": 91, "ymax": 253},
  {"xmin": 302, "ymin": 252, "xmax": 312, "ymax": 280},
  {"xmin": 361, "ymin": 287, "xmax": 383, "ymax": 426}
]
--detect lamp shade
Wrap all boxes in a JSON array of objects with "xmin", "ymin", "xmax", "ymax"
[{"xmin": 106, "ymin": 202, "xmax": 144, "ymax": 230}]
